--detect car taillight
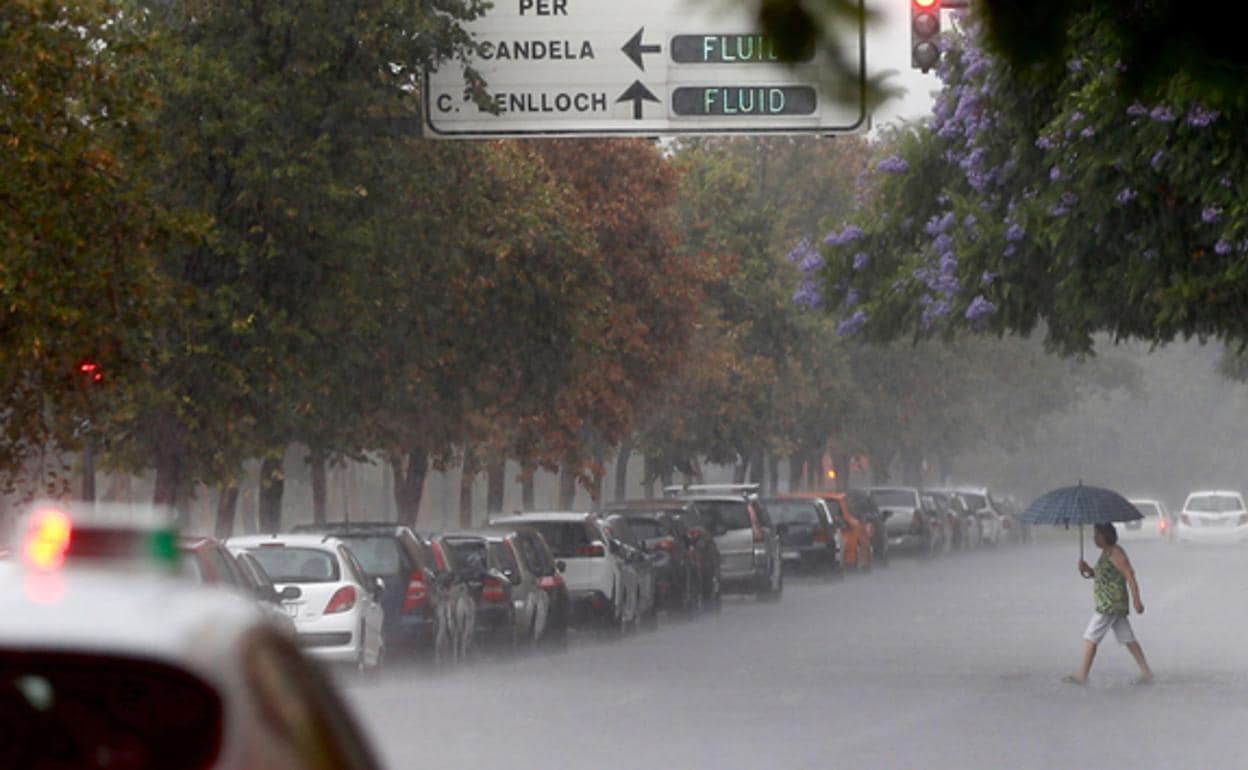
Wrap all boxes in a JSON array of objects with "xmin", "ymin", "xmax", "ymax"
[
  {"xmin": 403, "ymin": 571, "xmax": 427, "ymax": 612},
  {"xmin": 653, "ymin": 537, "xmax": 676, "ymax": 551},
  {"xmin": 576, "ymin": 542, "xmax": 606, "ymax": 557},
  {"xmin": 481, "ymin": 576, "xmax": 507, "ymax": 603},
  {"xmin": 1159, "ymin": 519, "xmax": 1168, "ymax": 531},
  {"xmin": 538, "ymin": 575, "xmax": 561, "ymax": 590},
  {"xmin": 813, "ymin": 527, "xmax": 830, "ymax": 544},
  {"xmin": 325, "ymin": 586, "xmax": 356, "ymax": 614}
]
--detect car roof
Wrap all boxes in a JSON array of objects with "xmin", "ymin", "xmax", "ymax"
[
  {"xmin": 228, "ymin": 533, "xmax": 347, "ymax": 550},
  {"xmin": 0, "ymin": 563, "xmax": 270, "ymax": 668},
  {"xmin": 601, "ymin": 499, "xmax": 691, "ymax": 511},
  {"xmin": 1184, "ymin": 489, "xmax": 1242, "ymax": 496},
  {"xmin": 292, "ymin": 521, "xmax": 406, "ymax": 533},
  {"xmin": 489, "ymin": 512, "xmax": 595, "ymax": 523}
]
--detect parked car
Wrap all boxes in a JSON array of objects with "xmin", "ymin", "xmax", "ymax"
[
  {"xmin": 951, "ymin": 486, "xmax": 1005, "ymax": 546},
  {"xmin": 918, "ymin": 493, "xmax": 952, "ymax": 556},
  {"xmin": 602, "ymin": 498, "xmax": 723, "ymax": 612},
  {"xmin": 601, "ymin": 503, "xmax": 703, "ymax": 615},
  {"xmin": 602, "ymin": 514, "xmax": 659, "ymax": 629},
  {"xmin": 1176, "ymin": 490, "xmax": 1248, "ymax": 543},
  {"xmin": 815, "ymin": 492, "xmax": 872, "ymax": 571},
  {"xmin": 4, "ymin": 508, "xmax": 382, "ymax": 769},
  {"xmin": 1126, "ymin": 498, "xmax": 1173, "ymax": 541},
  {"xmin": 869, "ymin": 486, "xmax": 939, "ymax": 556},
  {"xmin": 766, "ymin": 496, "xmax": 840, "ymax": 574},
  {"xmin": 228, "ymin": 534, "xmax": 386, "ymax": 671},
  {"xmin": 491, "ymin": 523, "xmax": 571, "ymax": 649},
  {"xmin": 292, "ymin": 522, "xmax": 463, "ymax": 663},
  {"xmin": 231, "ymin": 548, "xmax": 299, "ymax": 637},
  {"xmin": 443, "ymin": 528, "xmax": 552, "ymax": 650},
  {"xmin": 489, "ymin": 512, "xmax": 640, "ymax": 633},
  {"xmin": 178, "ymin": 535, "xmax": 250, "ymax": 589},
  {"xmin": 664, "ymin": 484, "xmax": 783, "ymax": 601},
  {"xmin": 927, "ymin": 489, "xmax": 980, "ymax": 549},
  {"xmin": 422, "ymin": 532, "xmax": 480, "ymax": 659}
]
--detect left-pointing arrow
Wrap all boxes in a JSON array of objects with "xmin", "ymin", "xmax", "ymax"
[
  {"xmin": 616, "ymin": 81, "xmax": 660, "ymax": 120},
  {"xmin": 622, "ymin": 27, "xmax": 662, "ymax": 71}
]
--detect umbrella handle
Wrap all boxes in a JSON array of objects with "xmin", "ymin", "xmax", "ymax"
[{"xmin": 1079, "ymin": 523, "xmax": 1084, "ymax": 561}]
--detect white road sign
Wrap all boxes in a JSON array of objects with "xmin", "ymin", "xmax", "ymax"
[{"xmin": 424, "ymin": 0, "xmax": 866, "ymax": 137}]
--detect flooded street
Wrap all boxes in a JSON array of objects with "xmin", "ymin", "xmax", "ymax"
[{"xmin": 347, "ymin": 537, "xmax": 1248, "ymax": 769}]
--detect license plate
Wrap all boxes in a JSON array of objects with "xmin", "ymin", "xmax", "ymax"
[{"xmin": 782, "ymin": 550, "xmax": 801, "ymax": 560}]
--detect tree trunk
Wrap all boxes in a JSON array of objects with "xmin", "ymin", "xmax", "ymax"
[
  {"xmin": 807, "ymin": 450, "xmax": 821, "ymax": 490},
  {"xmin": 458, "ymin": 446, "xmax": 478, "ymax": 529},
  {"xmin": 153, "ymin": 445, "xmax": 182, "ymax": 510},
  {"xmin": 900, "ymin": 446, "xmax": 923, "ymax": 487},
  {"xmin": 937, "ymin": 451, "xmax": 954, "ymax": 485},
  {"xmin": 81, "ymin": 442, "xmax": 96, "ymax": 504},
  {"xmin": 767, "ymin": 453, "xmax": 780, "ymax": 496},
  {"xmin": 642, "ymin": 456, "xmax": 656, "ymax": 499},
  {"xmin": 832, "ymin": 450, "xmax": 851, "ymax": 492},
  {"xmin": 788, "ymin": 454, "xmax": 805, "ymax": 492},
  {"xmin": 614, "ymin": 439, "xmax": 633, "ymax": 501},
  {"xmin": 659, "ymin": 466, "xmax": 674, "ymax": 489},
  {"xmin": 486, "ymin": 458, "xmax": 506, "ymax": 515},
  {"xmin": 214, "ymin": 485, "xmax": 240, "ymax": 539},
  {"xmin": 558, "ymin": 464, "xmax": 577, "ymax": 509},
  {"xmin": 733, "ymin": 456, "xmax": 747, "ymax": 484},
  {"xmin": 521, "ymin": 465, "xmax": 536, "ymax": 511},
  {"xmin": 390, "ymin": 446, "xmax": 428, "ymax": 527},
  {"xmin": 257, "ymin": 455, "xmax": 285, "ymax": 534},
  {"xmin": 750, "ymin": 447, "xmax": 765, "ymax": 485},
  {"xmin": 309, "ymin": 448, "xmax": 327, "ymax": 525}
]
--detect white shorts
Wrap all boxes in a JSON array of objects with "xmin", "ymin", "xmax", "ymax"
[{"xmin": 1083, "ymin": 613, "xmax": 1136, "ymax": 644}]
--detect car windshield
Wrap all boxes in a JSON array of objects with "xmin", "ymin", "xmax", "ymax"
[
  {"xmin": 526, "ymin": 522, "xmax": 594, "ymax": 559},
  {"xmin": 489, "ymin": 541, "xmax": 519, "ymax": 574},
  {"xmin": 336, "ymin": 536, "xmax": 402, "ymax": 576},
  {"xmin": 248, "ymin": 547, "xmax": 341, "ymax": 583},
  {"xmin": 959, "ymin": 493, "xmax": 987, "ymax": 510},
  {"xmin": 766, "ymin": 501, "xmax": 821, "ymax": 525},
  {"xmin": 693, "ymin": 500, "xmax": 752, "ymax": 531},
  {"xmin": 445, "ymin": 538, "xmax": 490, "ymax": 572},
  {"xmin": 622, "ymin": 518, "xmax": 665, "ymax": 539},
  {"xmin": 1186, "ymin": 495, "xmax": 1243, "ymax": 513},
  {"xmin": 1132, "ymin": 502, "xmax": 1161, "ymax": 518},
  {"xmin": 0, "ymin": 652, "xmax": 223, "ymax": 770},
  {"xmin": 870, "ymin": 489, "xmax": 918, "ymax": 508}
]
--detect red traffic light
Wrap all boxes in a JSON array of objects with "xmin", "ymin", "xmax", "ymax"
[{"xmin": 78, "ymin": 360, "xmax": 104, "ymax": 383}]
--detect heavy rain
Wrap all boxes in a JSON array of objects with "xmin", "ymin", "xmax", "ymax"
[{"xmin": 3, "ymin": 0, "xmax": 1248, "ymax": 768}]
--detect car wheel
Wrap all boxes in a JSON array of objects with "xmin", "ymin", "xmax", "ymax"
[
  {"xmin": 685, "ymin": 574, "xmax": 703, "ymax": 618},
  {"xmin": 758, "ymin": 558, "xmax": 783, "ymax": 602},
  {"xmin": 707, "ymin": 575, "xmax": 723, "ymax": 613}
]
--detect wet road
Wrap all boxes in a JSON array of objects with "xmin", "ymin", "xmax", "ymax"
[{"xmin": 344, "ymin": 535, "xmax": 1248, "ymax": 769}]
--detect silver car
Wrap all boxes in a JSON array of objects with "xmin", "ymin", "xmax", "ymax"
[{"xmin": 663, "ymin": 484, "xmax": 782, "ymax": 601}]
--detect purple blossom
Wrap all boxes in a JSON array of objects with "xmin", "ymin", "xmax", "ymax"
[
  {"xmin": 852, "ymin": 251, "xmax": 870, "ymax": 271},
  {"xmin": 1216, "ymin": 239, "xmax": 1233, "ymax": 256},
  {"xmin": 1049, "ymin": 166, "xmax": 1062, "ymax": 182},
  {"xmin": 824, "ymin": 225, "xmax": 865, "ymax": 247},
  {"xmin": 1151, "ymin": 150, "xmax": 1165, "ymax": 169},
  {"xmin": 837, "ymin": 309, "xmax": 867, "ymax": 336},
  {"xmin": 1005, "ymin": 223, "xmax": 1025, "ymax": 242},
  {"xmin": 925, "ymin": 212, "xmax": 956, "ymax": 235},
  {"xmin": 1035, "ymin": 136, "xmax": 1056, "ymax": 150},
  {"xmin": 1067, "ymin": 58, "xmax": 1083, "ymax": 73},
  {"xmin": 1080, "ymin": 127, "xmax": 1096, "ymax": 139},
  {"xmin": 933, "ymin": 233, "xmax": 954, "ymax": 255},
  {"xmin": 878, "ymin": 156, "xmax": 910, "ymax": 174},
  {"xmin": 799, "ymin": 250, "xmax": 824, "ymax": 274},
  {"xmin": 1050, "ymin": 203, "xmax": 1070, "ymax": 218},
  {"xmin": 1070, "ymin": 110, "xmax": 1085, "ymax": 124},
  {"xmin": 1126, "ymin": 103, "xmax": 1148, "ymax": 117},
  {"xmin": 1149, "ymin": 105, "xmax": 1176, "ymax": 123},
  {"xmin": 1060, "ymin": 191, "xmax": 1079, "ymax": 207},
  {"xmin": 964, "ymin": 214, "xmax": 977, "ymax": 229},
  {"xmin": 931, "ymin": 300, "xmax": 952, "ymax": 318},
  {"xmin": 965, "ymin": 295, "xmax": 996, "ymax": 321},
  {"xmin": 981, "ymin": 271, "xmax": 996, "ymax": 286},
  {"xmin": 793, "ymin": 279, "xmax": 823, "ymax": 309},
  {"xmin": 1003, "ymin": 243, "xmax": 1017, "ymax": 258},
  {"xmin": 1202, "ymin": 206, "xmax": 1222, "ymax": 224},
  {"xmin": 1221, "ymin": 177, "xmax": 1233, "ymax": 189},
  {"xmin": 1187, "ymin": 106, "xmax": 1220, "ymax": 127},
  {"xmin": 845, "ymin": 289, "xmax": 860, "ymax": 307}
]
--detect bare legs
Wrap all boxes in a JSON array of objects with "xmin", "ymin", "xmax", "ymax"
[{"xmin": 1066, "ymin": 639, "xmax": 1153, "ymax": 684}]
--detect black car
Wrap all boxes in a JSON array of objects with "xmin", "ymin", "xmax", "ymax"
[
  {"xmin": 489, "ymin": 523, "xmax": 571, "ymax": 650},
  {"xmin": 291, "ymin": 522, "xmax": 454, "ymax": 662},
  {"xmin": 603, "ymin": 499, "xmax": 722, "ymax": 613},
  {"xmin": 765, "ymin": 497, "xmax": 839, "ymax": 575},
  {"xmin": 603, "ymin": 506, "xmax": 701, "ymax": 615}
]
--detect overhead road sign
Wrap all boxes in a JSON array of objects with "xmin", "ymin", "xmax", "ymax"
[{"xmin": 424, "ymin": 0, "xmax": 867, "ymax": 138}]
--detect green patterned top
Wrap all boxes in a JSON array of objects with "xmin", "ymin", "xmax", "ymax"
[{"xmin": 1093, "ymin": 551, "xmax": 1128, "ymax": 615}]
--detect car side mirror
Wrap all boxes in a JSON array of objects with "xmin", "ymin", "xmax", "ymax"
[
  {"xmin": 555, "ymin": 560, "xmax": 567, "ymax": 573},
  {"xmin": 503, "ymin": 569, "xmax": 520, "ymax": 585},
  {"xmin": 280, "ymin": 585, "xmax": 302, "ymax": 601},
  {"xmin": 373, "ymin": 577, "xmax": 386, "ymax": 599}
]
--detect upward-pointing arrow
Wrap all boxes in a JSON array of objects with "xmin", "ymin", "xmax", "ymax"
[
  {"xmin": 621, "ymin": 27, "xmax": 661, "ymax": 71},
  {"xmin": 616, "ymin": 80, "xmax": 659, "ymax": 120}
]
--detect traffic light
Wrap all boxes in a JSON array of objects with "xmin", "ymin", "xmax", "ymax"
[
  {"xmin": 911, "ymin": 0, "xmax": 941, "ymax": 72},
  {"xmin": 78, "ymin": 359, "xmax": 104, "ymax": 384}
]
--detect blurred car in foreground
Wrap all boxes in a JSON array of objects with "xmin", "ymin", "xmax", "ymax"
[
  {"xmin": 2, "ymin": 507, "xmax": 381, "ymax": 769},
  {"xmin": 229, "ymin": 534, "xmax": 386, "ymax": 670},
  {"xmin": 1176, "ymin": 490, "xmax": 1248, "ymax": 543},
  {"xmin": 1125, "ymin": 498, "xmax": 1173, "ymax": 540}
]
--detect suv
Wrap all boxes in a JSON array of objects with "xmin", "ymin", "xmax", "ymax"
[
  {"xmin": 489, "ymin": 512, "xmax": 640, "ymax": 633},
  {"xmin": 663, "ymin": 484, "xmax": 782, "ymax": 601},
  {"xmin": 869, "ymin": 486, "xmax": 940, "ymax": 556},
  {"xmin": 291, "ymin": 522, "xmax": 466, "ymax": 663}
]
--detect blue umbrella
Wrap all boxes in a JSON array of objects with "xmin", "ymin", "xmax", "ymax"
[{"xmin": 1022, "ymin": 482, "xmax": 1143, "ymax": 559}]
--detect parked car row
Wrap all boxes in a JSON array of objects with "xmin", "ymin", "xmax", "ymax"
[{"xmin": 1133, "ymin": 489, "xmax": 1248, "ymax": 544}]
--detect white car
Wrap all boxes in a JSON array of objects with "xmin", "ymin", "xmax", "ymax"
[
  {"xmin": 1, "ymin": 511, "xmax": 381, "ymax": 769},
  {"xmin": 951, "ymin": 486, "xmax": 1006, "ymax": 546},
  {"xmin": 1125, "ymin": 498, "xmax": 1173, "ymax": 540},
  {"xmin": 490, "ymin": 512, "xmax": 640, "ymax": 632},
  {"xmin": 229, "ymin": 534, "xmax": 386, "ymax": 669},
  {"xmin": 1175, "ymin": 490, "xmax": 1248, "ymax": 543}
]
